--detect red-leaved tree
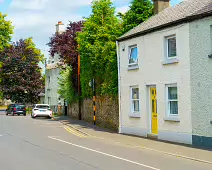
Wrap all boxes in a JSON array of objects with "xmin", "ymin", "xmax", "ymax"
[
  {"xmin": 0, "ymin": 38, "xmax": 44, "ymax": 104},
  {"xmin": 47, "ymin": 21, "xmax": 83, "ymax": 92}
]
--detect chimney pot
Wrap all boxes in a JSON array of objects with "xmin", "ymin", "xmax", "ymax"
[
  {"xmin": 58, "ymin": 21, "xmax": 63, "ymax": 25},
  {"xmin": 55, "ymin": 21, "xmax": 65, "ymax": 35},
  {"xmin": 153, "ymin": 0, "xmax": 170, "ymax": 15}
]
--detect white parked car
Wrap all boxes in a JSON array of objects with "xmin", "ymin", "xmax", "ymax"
[{"xmin": 31, "ymin": 104, "xmax": 52, "ymax": 119}]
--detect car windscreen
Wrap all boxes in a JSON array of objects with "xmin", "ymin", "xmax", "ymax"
[
  {"xmin": 36, "ymin": 105, "xmax": 49, "ymax": 109},
  {"xmin": 16, "ymin": 105, "xmax": 26, "ymax": 109}
]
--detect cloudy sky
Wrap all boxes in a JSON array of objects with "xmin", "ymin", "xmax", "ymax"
[{"xmin": 0, "ymin": 0, "xmax": 183, "ymax": 60}]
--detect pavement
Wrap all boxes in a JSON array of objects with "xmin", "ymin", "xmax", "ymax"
[
  {"xmin": 0, "ymin": 111, "xmax": 212, "ymax": 170},
  {"xmin": 53, "ymin": 116, "xmax": 212, "ymax": 164}
]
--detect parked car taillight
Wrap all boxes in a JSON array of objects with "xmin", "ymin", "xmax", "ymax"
[{"xmin": 24, "ymin": 108, "xmax": 26, "ymax": 111}]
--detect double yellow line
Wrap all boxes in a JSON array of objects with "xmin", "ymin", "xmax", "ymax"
[{"xmin": 64, "ymin": 126, "xmax": 87, "ymax": 138}]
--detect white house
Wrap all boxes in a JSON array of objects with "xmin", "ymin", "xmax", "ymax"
[
  {"xmin": 45, "ymin": 21, "xmax": 65, "ymax": 112},
  {"xmin": 117, "ymin": 0, "xmax": 212, "ymax": 148}
]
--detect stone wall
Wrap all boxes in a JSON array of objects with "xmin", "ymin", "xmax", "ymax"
[{"xmin": 68, "ymin": 96, "xmax": 119, "ymax": 131}]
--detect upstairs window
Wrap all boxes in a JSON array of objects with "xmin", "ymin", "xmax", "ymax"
[
  {"xmin": 129, "ymin": 46, "xmax": 138, "ymax": 65},
  {"xmin": 51, "ymin": 56, "xmax": 55, "ymax": 63},
  {"xmin": 48, "ymin": 76, "xmax": 50, "ymax": 85},
  {"xmin": 166, "ymin": 36, "xmax": 177, "ymax": 59}
]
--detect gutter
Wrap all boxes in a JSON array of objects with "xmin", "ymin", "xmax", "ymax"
[
  {"xmin": 118, "ymin": 11, "xmax": 212, "ymax": 42},
  {"xmin": 116, "ymin": 41, "xmax": 122, "ymax": 134}
]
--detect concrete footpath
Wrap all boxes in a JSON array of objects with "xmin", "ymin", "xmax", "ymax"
[{"xmin": 53, "ymin": 116, "xmax": 212, "ymax": 164}]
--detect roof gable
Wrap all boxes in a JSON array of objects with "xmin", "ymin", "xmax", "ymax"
[{"xmin": 119, "ymin": 0, "xmax": 212, "ymax": 41}]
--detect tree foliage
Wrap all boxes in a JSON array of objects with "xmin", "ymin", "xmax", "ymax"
[
  {"xmin": 58, "ymin": 66, "xmax": 76, "ymax": 104},
  {"xmin": 0, "ymin": 38, "xmax": 44, "ymax": 103},
  {"xmin": 47, "ymin": 21, "xmax": 83, "ymax": 93},
  {"xmin": 0, "ymin": 12, "xmax": 14, "ymax": 52},
  {"xmin": 77, "ymin": 0, "xmax": 122, "ymax": 97},
  {"xmin": 120, "ymin": 0, "xmax": 153, "ymax": 33}
]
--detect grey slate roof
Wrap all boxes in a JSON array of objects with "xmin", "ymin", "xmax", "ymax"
[{"xmin": 118, "ymin": 0, "xmax": 212, "ymax": 41}]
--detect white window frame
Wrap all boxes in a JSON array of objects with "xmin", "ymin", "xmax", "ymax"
[
  {"xmin": 51, "ymin": 56, "xmax": 55, "ymax": 63},
  {"xmin": 166, "ymin": 35, "xmax": 177, "ymax": 60},
  {"xmin": 128, "ymin": 45, "xmax": 138, "ymax": 66},
  {"xmin": 166, "ymin": 84, "xmax": 178, "ymax": 116},
  {"xmin": 210, "ymin": 25, "xmax": 212, "ymax": 55},
  {"xmin": 129, "ymin": 86, "xmax": 140, "ymax": 117},
  {"xmin": 48, "ymin": 97, "xmax": 51, "ymax": 105},
  {"xmin": 48, "ymin": 76, "xmax": 50, "ymax": 84}
]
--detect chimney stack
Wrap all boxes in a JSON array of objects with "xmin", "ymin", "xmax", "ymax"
[
  {"xmin": 55, "ymin": 21, "xmax": 65, "ymax": 35},
  {"xmin": 153, "ymin": 0, "xmax": 170, "ymax": 15}
]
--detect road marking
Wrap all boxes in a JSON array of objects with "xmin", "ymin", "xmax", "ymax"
[
  {"xmin": 38, "ymin": 126, "xmax": 64, "ymax": 128},
  {"xmin": 64, "ymin": 126, "xmax": 86, "ymax": 138},
  {"xmin": 0, "ymin": 134, "xmax": 3, "ymax": 137},
  {"xmin": 48, "ymin": 136, "xmax": 161, "ymax": 170}
]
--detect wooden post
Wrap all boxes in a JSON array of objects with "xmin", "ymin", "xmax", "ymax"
[{"xmin": 78, "ymin": 45, "xmax": 82, "ymax": 120}]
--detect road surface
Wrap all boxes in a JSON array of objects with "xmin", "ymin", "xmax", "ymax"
[{"xmin": 0, "ymin": 111, "xmax": 211, "ymax": 170}]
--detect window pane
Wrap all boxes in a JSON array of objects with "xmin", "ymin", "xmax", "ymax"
[
  {"xmin": 129, "ymin": 47, "xmax": 138, "ymax": 64},
  {"xmin": 170, "ymin": 101, "xmax": 178, "ymax": 114},
  {"xmin": 168, "ymin": 37, "xmax": 176, "ymax": 58},
  {"xmin": 168, "ymin": 87, "xmax": 177, "ymax": 100},
  {"xmin": 133, "ymin": 100, "xmax": 139, "ymax": 112},
  {"xmin": 132, "ymin": 88, "xmax": 139, "ymax": 99}
]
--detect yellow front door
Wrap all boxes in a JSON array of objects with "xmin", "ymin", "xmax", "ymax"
[{"xmin": 150, "ymin": 88, "xmax": 158, "ymax": 135}]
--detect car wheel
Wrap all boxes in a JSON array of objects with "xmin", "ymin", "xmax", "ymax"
[
  {"xmin": 17, "ymin": 114, "xmax": 20, "ymax": 116},
  {"xmin": 23, "ymin": 114, "xmax": 26, "ymax": 116}
]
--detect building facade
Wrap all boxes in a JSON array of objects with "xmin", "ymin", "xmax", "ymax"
[
  {"xmin": 45, "ymin": 22, "xmax": 65, "ymax": 112},
  {"xmin": 117, "ymin": 0, "xmax": 212, "ymax": 148}
]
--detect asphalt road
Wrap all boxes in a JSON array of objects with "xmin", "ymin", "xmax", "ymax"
[{"xmin": 0, "ymin": 111, "xmax": 212, "ymax": 170}]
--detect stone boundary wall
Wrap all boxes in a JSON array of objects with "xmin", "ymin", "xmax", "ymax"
[{"xmin": 68, "ymin": 96, "xmax": 119, "ymax": 131}]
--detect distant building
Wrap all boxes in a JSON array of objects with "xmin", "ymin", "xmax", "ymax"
[{"xmin": 44, "ymin": 21, "xmax": 65, "ymax": 112}]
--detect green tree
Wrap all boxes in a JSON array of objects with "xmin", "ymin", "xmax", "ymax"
[
  {"xmin": 77, "ymin": 0, "xmax": 122, "ymax": 97},
  {"xmin": 0, "ymin": 12, "xmax": 13, "ymax": 52},
  {"xmin": 120, "ymin": 0, "xmax": 153, "ymax": 33},
  {"xmin": 58, "ymin": 66, "xmax": 76, "ymax": 104}
]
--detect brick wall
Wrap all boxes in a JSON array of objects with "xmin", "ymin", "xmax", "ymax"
[{"xmin": 68, "ymin": 96, "xmax": 119, "ymax": 131}]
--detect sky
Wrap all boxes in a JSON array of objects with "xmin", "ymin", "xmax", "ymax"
[{"xmin": 0, "ymin": 0, "xmax": 183, "ymax": 60}]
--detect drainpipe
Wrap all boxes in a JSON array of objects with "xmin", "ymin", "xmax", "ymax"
[{"xmin": 116, "ymin": 41, "xmax": 122, "ymax": 134}]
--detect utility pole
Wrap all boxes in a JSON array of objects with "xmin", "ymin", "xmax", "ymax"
[{"xmin": 78, "ymin": 45, "xmax": 82, "ymax": 120}]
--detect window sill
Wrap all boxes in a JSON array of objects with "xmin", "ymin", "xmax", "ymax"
[
  {"xmin": 164, "ymin": 116, "xmax": 180, "ymax": 122},
  {"xmin": 128, "ymin": 64, "xmax": 139, "ymax": 70},
  {"xmin": 162, "ymin": 58, "xmax": 179, "ymax": 65},
  {"xmin": 129, "ymin": 112, "xmax": 141, "ymax": 118}
]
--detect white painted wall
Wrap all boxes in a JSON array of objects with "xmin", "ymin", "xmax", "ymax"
[
  {"xmin": 189, "ymin": 16, "xmax": 212, "ymax": 137},
  {"xmin": 45, "ymin": 67, "xmax": 61, "ymax": 106},
  {"xmin": 118, "ymin": 24, "xmax": 192, "ymax": 144}
]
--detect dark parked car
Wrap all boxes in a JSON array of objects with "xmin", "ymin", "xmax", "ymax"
[{"xmin": 6, "ymin": 104, "xmax": 26, "ymax": 116}]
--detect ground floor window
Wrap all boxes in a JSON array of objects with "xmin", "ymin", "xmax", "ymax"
[
  {"xmin": 166, "ymin": 84, "xmax": 178, "ymax": 115},
  {"xmin": 131, "ymin": 86, "xmax": 139, "ymax": 113}
]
